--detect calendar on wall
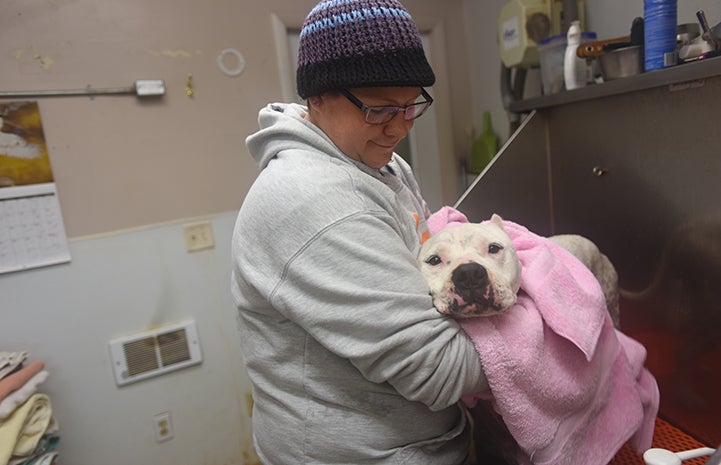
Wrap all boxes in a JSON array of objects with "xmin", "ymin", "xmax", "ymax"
[
  {"xmin": 0, "ymin": 101, "xmax": 71, "ymax": 274},
  {"xmin": 0, "ymin": 183, "xmax": 71, "ymax": 273}
]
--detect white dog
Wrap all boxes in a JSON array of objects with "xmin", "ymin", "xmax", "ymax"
[
  {"xmin": 418, "ymin": 215, "xmax": 521, "ymax": 318},
  {"xmin": 549, "ymin": 233, "xmax": 620, "ymax": 327},
  {"xmin": 419, "ymin": 214, "xmax": 620, "ymax": 326}
]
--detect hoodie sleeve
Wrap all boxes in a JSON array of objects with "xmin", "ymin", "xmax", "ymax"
[{"xmin": 268, "ymin": 211, "xmax": 489, "ymax": 410}]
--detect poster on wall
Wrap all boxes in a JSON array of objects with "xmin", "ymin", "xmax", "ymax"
[{"xmin": 0, "ymin": 101, "xmax": 71, "ymax": 274}]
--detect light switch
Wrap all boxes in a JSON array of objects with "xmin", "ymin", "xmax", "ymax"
[{"xmin": 183, "ymin": 221, "xmax": 215, "ymax": 252}]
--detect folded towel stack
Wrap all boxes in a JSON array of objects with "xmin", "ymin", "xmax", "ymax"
[{"xmin": 0, "ymin": 352, "xmax": 59, "ymax": 465}]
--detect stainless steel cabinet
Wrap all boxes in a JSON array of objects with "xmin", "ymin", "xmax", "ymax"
[{"xmin": 457, "ymin": 57, "xmax": 721, "ymax": 446}]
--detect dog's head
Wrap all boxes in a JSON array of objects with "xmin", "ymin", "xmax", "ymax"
[{"xmin": 419, "ymin": 214, "xmax": 521, "ymax": 318}]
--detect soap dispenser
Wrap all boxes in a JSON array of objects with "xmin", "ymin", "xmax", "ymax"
[{"xmin": 467, "ymin": 111, "xmax": 499, "ymax": 174}]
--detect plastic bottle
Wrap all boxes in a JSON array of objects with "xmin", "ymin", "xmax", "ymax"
[
  {"xmin": 644, "ymin": 0, "xmax": 677, "ymax": 71},
  {"xmin": 563, "ymin": 20, "xmax": 586, "ymax": 90},
  {"xmin": 467, "ymin": 112, "xmax": 499, "ymax": 174}
]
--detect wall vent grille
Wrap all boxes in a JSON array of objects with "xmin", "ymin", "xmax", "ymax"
[{"xmin": 109, "ymin": 320, "xmax": 202, "ymax": 386}]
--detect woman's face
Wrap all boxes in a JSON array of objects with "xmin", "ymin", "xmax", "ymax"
[{"xmin": 307, "ymin": 86, "xmax": 423, "ymax": 170}]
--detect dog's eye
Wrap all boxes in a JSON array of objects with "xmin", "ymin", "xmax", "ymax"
[
  {"xmin": 425, "ymin": 255, "xmax": 442, "ymax": 266},
  {"xmin": 488, "ymin": 243, "xmax": 504, "ymax": 254}
]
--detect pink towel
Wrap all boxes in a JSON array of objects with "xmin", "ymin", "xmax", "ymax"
[
  {"xmin": 427, "ymin": 207, "xmax": 659, "ymax": 465},
  {"xmin": 0, "ymin": 370, "xmax": 49, "ymax": 420},
  {"xmin": 0, "ymin": 361, "xmax": 44, "ymax": 402}
]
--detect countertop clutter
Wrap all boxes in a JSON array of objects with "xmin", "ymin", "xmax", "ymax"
[
  {"xmin": 535, "ymin": 6, "xmax": 721, "ymax": 104},
  {"xmin": 0, "ymin": 352, "xmax": 59, "ymax": 465},
  {"xmin": 510, "ymin": 43, "xmax": 721, "ymax": 114}
]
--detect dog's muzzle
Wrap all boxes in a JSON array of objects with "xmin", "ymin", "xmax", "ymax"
[{"xmin": 451, "ymin": 262, "xmax": 494, "ymax": 308}]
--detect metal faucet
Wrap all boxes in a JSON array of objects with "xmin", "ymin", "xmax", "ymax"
[{"xmin": 696, "ymin": 10, "xmax": 721, "ymax": 50}]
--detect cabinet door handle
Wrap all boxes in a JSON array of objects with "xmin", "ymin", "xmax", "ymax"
[{"xmin": 592, "ymin": 166, "xmax": 608, "ymax": 177}]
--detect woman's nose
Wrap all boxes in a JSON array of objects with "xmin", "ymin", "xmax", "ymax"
[{"xmin": 384, "ymin": 112, "xmax": 414, "ymax": 137}]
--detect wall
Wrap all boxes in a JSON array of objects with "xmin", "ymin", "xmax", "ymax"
[
  {"xmin": 1, "ymin": 0, "xmax": 471, "ymax": 239},
  {"xmin": 0, "ymin": 1, "xmax": 470, "ymax": 465},
  {"xmin": 462, "ymin": 0, "xmax": 721, "ymax": 143},
  {"xmin": 1, "ymin": 213, "xmax": 255, "ymax": 465}
]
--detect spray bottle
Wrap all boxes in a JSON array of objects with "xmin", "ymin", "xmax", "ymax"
[{"xmin": 564, "ymin": 20, "xmax": 586, "ymax": 90}]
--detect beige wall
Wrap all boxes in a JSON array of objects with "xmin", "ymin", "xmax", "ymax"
[{"xmin": 1, "ymin": 0, "xmax": 470, "ymax": 238}]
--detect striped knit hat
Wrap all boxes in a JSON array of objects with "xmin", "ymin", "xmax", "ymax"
[{"xmin": 296, "ymin": 0, "xmax": 436, "ymax": 99}]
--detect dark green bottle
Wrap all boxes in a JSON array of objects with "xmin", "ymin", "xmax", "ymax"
[{"xmin": 468, "ymin": 111, "xmax": 499, "ymax": 174}]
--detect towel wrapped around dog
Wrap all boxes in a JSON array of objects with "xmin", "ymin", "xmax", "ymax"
[{"xmin": 427, "ymin": 206, "xmax": 659, "ymax": 465}]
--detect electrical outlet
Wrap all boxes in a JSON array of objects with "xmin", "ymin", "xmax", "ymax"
[
  {"xmin": 183, "ymin": 221, "xmax": 215, "ymax": 252},
  {"xmin": 153, "ymin": 412, "xmax": 174, "ymax": 443}
]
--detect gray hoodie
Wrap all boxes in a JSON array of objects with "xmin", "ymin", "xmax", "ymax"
[{"xmin": 231, "ymin": 103, "xmax": 487, "ymax": 464}]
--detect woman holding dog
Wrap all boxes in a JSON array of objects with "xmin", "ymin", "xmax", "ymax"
[{"xmin": 231, "ymin": 0, "xmax": 488, "ymax": 463}]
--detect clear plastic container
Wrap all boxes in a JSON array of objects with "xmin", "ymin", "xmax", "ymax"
[{"xmin": 538, "ymin": 31, "xmax": 597, "ymax": 95}]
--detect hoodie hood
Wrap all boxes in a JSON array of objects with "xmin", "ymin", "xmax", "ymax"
[
  {"xmin": 244, "ymin": 102, "xmax": 427, "ymax": 210},
  {"xmin": 246, "ymin": 102, "xmax": 344, "ymax": 171},
  {"xmin": 246, "ymin": 102, "xmax": 410, "ymax": 181}
]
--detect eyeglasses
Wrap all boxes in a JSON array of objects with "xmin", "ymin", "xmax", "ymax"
[{"xmin": 339, "ymin": 88, "xmax": 434, "ymax": 125}]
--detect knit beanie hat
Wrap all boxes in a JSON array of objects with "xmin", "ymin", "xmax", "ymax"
[{"xmin": 296, "ymin": 0, "xmax": 436, "ymax": 99}]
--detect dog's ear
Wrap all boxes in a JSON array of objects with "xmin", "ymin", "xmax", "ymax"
[{"xmin": 490, "ymin": 214, "xmax": 505, "ymax": 229}]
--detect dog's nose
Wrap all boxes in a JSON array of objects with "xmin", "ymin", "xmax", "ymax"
[{"xmin": 452, "ymin": 263, "xmax": 489, "ymax": 301}]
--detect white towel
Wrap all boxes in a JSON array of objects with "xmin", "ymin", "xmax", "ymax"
[{"xmin": 0, "ymin": 353, "xmax": 28, "ymax": 381}]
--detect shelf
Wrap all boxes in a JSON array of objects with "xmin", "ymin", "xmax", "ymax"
[{"xmin": 508, "ymin": 54, "xmax": 721, "ymax": 113}]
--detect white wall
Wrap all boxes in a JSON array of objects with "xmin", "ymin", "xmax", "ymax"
[
  {"xmin": 463, "ymin": 0, "xmax": 721, "ymax": 142},
  {"xmin": 1, "ymin": 213, "xmax": 257, "ymax": 465}
]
